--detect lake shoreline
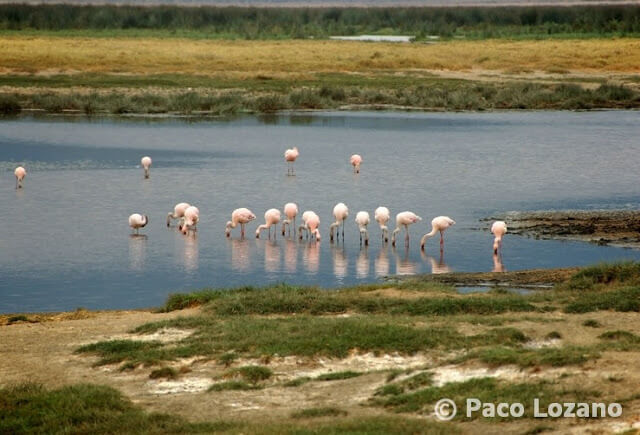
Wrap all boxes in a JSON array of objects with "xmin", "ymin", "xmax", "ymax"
[{"xmin": 1, "ymin": 262, "xmax": 640, "ymax": 434}]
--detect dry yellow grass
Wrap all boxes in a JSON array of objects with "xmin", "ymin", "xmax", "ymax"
[{"xmin": 1, "ymin": 36, "xmax": 640, "ymax": 76}]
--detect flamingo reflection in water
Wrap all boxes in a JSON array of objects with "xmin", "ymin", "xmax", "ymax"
[
  {"xmin": 421, "ymin": 251, "xmax": 452, "ymax": 274},
  {"xmin": 182, "ymin": 232, "xmax": 199, "ymax": 273},
  {"xmin": 230, "ymin": 238, "xmax": 251, "ymax": 272},
  {"xmin": 356, "ymin": 247, "xmax": 369, "ymax": 279},
  {"xmin": 128, "ymin": 234, "xmax": 147, "ymax": 271},
  {"xmin": 393, "ymin": 245, "xmax": 418, "ymax": 276},
  {"xmin": 332, "ymin": 245, "xmax": 348, "ymax": 279},
  {"xmin": 284, "ymin": 239, "xmax": 297, "ymax": 273},
  {"xmin": 264, "ymin": 239, "xmax": 280, "ymax": 273},
  {"xmin": 303, "ymin": 241, "xmax": 320, "ymax": 274},
  {"xmin": 375, "ymin": 247, "xmax": 390, "ymax": 277}
]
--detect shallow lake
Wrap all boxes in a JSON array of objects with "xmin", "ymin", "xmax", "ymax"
[{"xmin": 1, "ymin": 111, "xmax": 639, "ymax": 313}]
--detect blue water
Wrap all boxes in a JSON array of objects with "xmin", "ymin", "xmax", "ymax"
[{"xmin": 1, "ymin": 111, "xmax": 639, "ymax": 313}]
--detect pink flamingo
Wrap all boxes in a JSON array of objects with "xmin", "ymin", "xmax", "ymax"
[
  {"xmin": 421, "ymin": 216, "xmax": 456, "ymax": 252},
  {"xmin": 141, "ymin": 156, "xmax": 152, "ymax": 179},
  {"xmin": 491, "ymin": 221, "xmax": 508, "ymax": 255},
  {"xmin": 391, "ymin": 211, "xmax": 422, "ymax": 247},
  {"xmin": 226, "ymin": 208, "xmax": 256, "ymax": 239},
  {"xmin": 298, "ymin": 210, "xmax": 314, "ymax": 239},
  {"xmin": 305, "ymin": 212, "xmax": 321, "ymax": 241},
  {"xmin": 355, "ymin": 211, "xmax": 370, "ymax": 246},
  {"xmin": 350, "ymin": 154, "xmax": 362, "ymax": 173},
  {"xmin": 281, "ymin": 202, "xmax": 298, "ymax": 236},
  {"xmin": 374, "ymin": 206, "xmax": 390, "ymax": 243},
  {"xmin": 166, "ymin": 202, "xmax": 190, "ymax": 227},
  {"xmin": 128, "ymin": 213, "xmax": 149, "ymax": 234},
  {"xmin": 284, "ymin": 147, "xmax": 299, "ymax": 176},
  {"xmin": 256, "ymin": 208, "xmax": 281, "ymax": 239},
  {"xmin": 179, "ymin": 206, "xmax": 199, "ymax": 235},
  {"xmin": 329, "ymin": 202, "xmax": 349, "ymax": 242},
  {"xmin": 14, "ymin": 166, "xmax": 26, "ymax": 189}
]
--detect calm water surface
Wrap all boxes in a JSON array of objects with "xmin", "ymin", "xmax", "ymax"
[{"xmin": 1, "ymin": 111, "xmax": 639, "ymax": 312}]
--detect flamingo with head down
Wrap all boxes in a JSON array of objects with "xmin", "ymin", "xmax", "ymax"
[
  {"xmin": 491, "ymin": 221, "xmax": 508, "ymax": 255},
  {"xmin": 179, "ymin": 206, "xmax": 199, "ymax": 235},
  {"xmin": 329, "ymin": 202, "xmax": 349, "ymax": 242},
  {"xmin": 14, "ymin": 166, "xmax": 26, "ymax": 189},
  {"xmin": 281, "ymin": 202, "xmax": 298, "ymax": 237},
  {"xmin": 355, "ymin": 211, "xmax": 370, "ymax": 246},
  {"xmin": 226, "ymin": 208, "xmax": 256, "ymax": 239},
  {"xmin": 350, "ymin": 154, "xmax": 362, "ymax": 173},
  {"xmin": 421, "ymin": 216, "xmax": 456, "ymax": 252},
  {"xmin": 167, "ymin": 202, "xmax": 190, "ymax": 227},
  {"xmin": 305, "ymin": 212, "xmax": 321, "ymax": 241},
  {"xmin": 141, "ymin": 156, "xmax": 152, "ymax": 179},
  {"xmin": 256, "ymin": 208, "xmax": 281, "ymax": 239},
  {"xmin": 391, "ymin": 211, "xmax": 422, "ymax": 247},
  {"xmin": 284, "ymin": 147, "xmax": 299, "ymax": 176},
  {"xmin": 374, "ymin": 206, "xmax": 390, "ymax": 243}
]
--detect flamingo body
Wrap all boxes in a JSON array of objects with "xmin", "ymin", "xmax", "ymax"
[
  {"xmin": 128, "ymin": 213, "xmax": 149, "ymax": 234},
  {"xmin": 256, "ymin": 208, "xmax": 282, "ymax": 239},
  {"xmin": 421, "ymin": 216, "xmax": 456, "ymax": 251},
  {"xmin": 305, "ymin": 212, "xmax": 321, "ymax": 241}
]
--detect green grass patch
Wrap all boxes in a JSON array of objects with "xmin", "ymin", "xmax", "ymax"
[
  {"xmin": 372, "ymin": 377, "xmax": 596, "ymax": 420},
  {"xmin": 208, "ymin": 381, "xmax": 260, "ymax": 392},
  {"xmin": 75, "ymin": 339, "xmax": 169, "ymax": 367},
  {"xmin": 471, "ymin": 345, "xmax": 600, "ymax": 367},
  {"xmin": 231, "ymin": 365, "xmax": 273, "ymax": 384},
  {"xmin": 582, "ymin": 319, "xmax": 602, "ymax": 328},
  {"xmin": 283, "ymin": 376, "xmax": 312, "ymax": 387},
  {"xmin": 0, "ymin": 383, "xmax": 231, "ymax": 433},
  {"xmin": 291, "ymin": 407, "xmax": 348, "ymax": 419},
  {"xmin": 564, "ymin": 287, "xmax": 640, "ymax": 313},
  {"xmin": 315, "ymin": 371, "xmax": 363, "ymax": 381}
]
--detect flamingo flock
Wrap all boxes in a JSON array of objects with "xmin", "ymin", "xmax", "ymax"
[{"xmin": 12, "ymin": 146, "xmax": 509, "ymax": 268}]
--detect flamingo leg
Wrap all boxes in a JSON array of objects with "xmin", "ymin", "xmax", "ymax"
[
  {"xmin": 241, "ymin": 223, "xmax": 245, "ymax": 239},
  {"xmin": 404, "ymin": 225, "xmax": 409, "ymax": 247},
  {"xmin": 440, "ymin": 231, "xmax": 444, "ymax": 252}
]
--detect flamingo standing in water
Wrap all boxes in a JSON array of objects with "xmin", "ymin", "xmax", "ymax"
[
  {"xmin": 421, "ymin": 216, "xmax": 456, "ymax": 252},
  {"xmin": 179, "ymin": 206, "xmax": 199, "ymax": 235},
  {"xmin": 256, "ymin": 208, "xmax": 281, "ymax": 239},
  {"xmin": 329, "ymin": 202, "xmax": 349, "ymax": 242},
  {"xmin": 374, "ymin": 206, "xmax": 390, "ymax": 243},
  {"xmin": 391, "ymin": 211, "xmax": 422, "ymax": 247},
  {"xmin": 281, "ymin": 202, "xmax": 298, "ymax": 236},
  {"xmin": 298, "ymin": 210, "xmax": 314, "ymax": 239},
  {"xmin": 491, "ymin": 221, "xmax": 508, "ymax": 255},
  {"xmin": 305, "ymin": 212, "xmax": 321, "ymax": 241},
  {"xmin": 350, "ymin": 154, "xmax": 362, "ymax": 173},
  {"xmin": 128, "ymin": 213, "xmax": 149, "ymax": 234},
  {"xmin": 167, "ymin": 202, "xmax": 190, "ymax": 227},
  {"xmin": 284, "ymin": 147, "xmax": 299, "ymax": 176},
  {"xmin": 14, "ymin": 166, "xmax": 26, "ymax": 189},
  {"xmin": 226, "ymin": 208, "xmax": 256, "ymax": 239},
  {"xmin": 355, "ymin": 211, "xmax": 370, "ymax": 246},
  {"xmin": 141, "ymin": 156, "xmax": 152, "ymax": 179}
]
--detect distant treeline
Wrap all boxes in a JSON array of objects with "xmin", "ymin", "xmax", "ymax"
[{"xmin": 1, "ymin": 4, "xmax": 640, "ymax": 38}]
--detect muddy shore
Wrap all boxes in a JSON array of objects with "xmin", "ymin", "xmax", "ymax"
[{"xmin": 484, "ymin": 210, "xmax": 640, "ymax": 249}]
